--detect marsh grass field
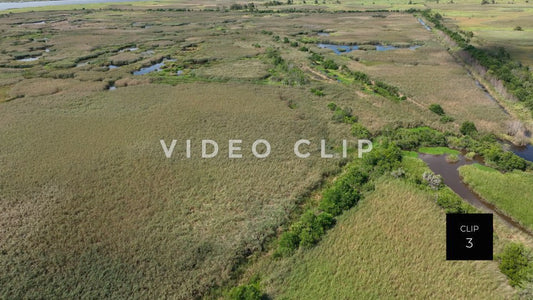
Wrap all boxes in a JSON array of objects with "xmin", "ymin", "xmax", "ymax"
[{"xmin": 1, "ymin": 1, "xmax": 533, "ymax": 298}]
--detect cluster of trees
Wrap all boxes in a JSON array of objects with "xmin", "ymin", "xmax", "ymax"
[
  {"xmin": 389, "ymin": 127, "xmax": 447, "ymax": 150},
  {"xmin": 422, "ymin": 10, "xmax": 533, "ymax": 116},
  {"xmin": 385, "ymin": 123, "xmax": 528, "ymax": 172},
  {"xmin": 448, "ymin": 133, "xmax": 529, "ymax": 172},
  {"xmin": 229, "ymin": 2, "xmax": 256, "ymax": 11}
]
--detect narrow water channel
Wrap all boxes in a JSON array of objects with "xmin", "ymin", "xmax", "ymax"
[{"xmin": 419, "ymin": 153, "xmax": 533, "ymax": 237}]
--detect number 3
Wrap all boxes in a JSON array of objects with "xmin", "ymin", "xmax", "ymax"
[{"xmin": 466, "ymin": 238, "xmax": 473, "ymax": 249}]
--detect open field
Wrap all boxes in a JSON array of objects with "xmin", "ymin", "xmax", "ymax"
[
  {"xmin": 460, "ymin": 164, "xmax": 533, "ymax": 232},
  {"xmin": 0, "ymin": 9, "xmax": 513, "ymax": 133},
  {"xmin": 0, "ymin": 4, "xmax": 532, "ymax": 298},
  {"xmin": 0, "ymin": 82, "xmax": 345, "ymax": 299}
]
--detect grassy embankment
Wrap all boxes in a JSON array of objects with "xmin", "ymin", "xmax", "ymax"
[{"xmin": 460, "ymin": 164, "xmax": 533, "ymax": 232}]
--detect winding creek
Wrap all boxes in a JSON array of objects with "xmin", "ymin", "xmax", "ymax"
[{"xmin": 419, "ymin": 153, "xmax": 533, "ymax": 237}]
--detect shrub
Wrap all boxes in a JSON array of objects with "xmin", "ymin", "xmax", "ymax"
[
  {"xmin": 352, "ymin": 71, "xmax": 371, "ymax": 85},
  {"xmin": 292, "ymin": 211, "xmax": 335, "ymax": 248},
  {"xmin": 422, "ymin": 171, "xmax": 442, "ymax": 190},
  {"xmin": 460, "ymin": 121, "xmax": 478, "ymax": 136},
  {"xmin": 484, "ymin": 146, "xmax": 527, "ymax": 171},
  {"xmin": 322, "ymin": 59, "xmax": 338, "ymax": 70},
  {"xmin": 436, "ymin": 189, "xmax": 473, "ymax": 213},
  {"xmin": 275, "ymin": 232, "xmax": 300, "ymax": 257},
  {"xmin": 498, "ymin": 243, "xmax": 532, "ymax": 287},
  {"xmin": 228, "ymin": 281, "xmax": 264, "ymax": 300},
  {"xmin": 319, "ymin": 179, "xmax": 361, "ymax": 216},
  {"xmin": 327, "ymin": 102, "xmax": 337, "ymax": 111},
  {"xmin": 309, "ymin": 52, "xmax": 324, "ymax": 63},
  {"xmin": 429, "ymin": 104, "xmax": 445, "ymax": 115},
  {"xmin": 351, "ymin": 123, "xmax": 371, "ymax": 139},
  {"xmin": 440, "ymin": 115, "xmax": 455, "ymax": 123},
  {"xmin": 319, "ymin": 166, "xmax": 368, "ymax": 216},
  {"xmin": 514, "ymin": 26, "xmax": 523, "ymax": 31},
  {"xmin": 311, "ymin": 87, "xmax": 324, "ymax": 96},
  {"xmin": 332, "ymin": 107, "xmax": 357, "ymax": 124}
]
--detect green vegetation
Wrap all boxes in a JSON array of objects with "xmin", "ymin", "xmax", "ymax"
[
  {"xmin": 448, "ymin": 134, "xmax": 529, "ymax": 172},
  {"xmin": 429, "ymin": 103, "xmax": 445, "ymax": 115},
  {"xmin": 228, "ymin": 277, "xmax": 264, "ymax": 300},
  {"xmin": 259, "ymin": 179, "xmax": 509, "ymax": 299},
  {"xmin": 418, "ymin": 147, "xmax": 460, "ymax": 155},
  {"xmin": 460, "ymin": 121, "xmax": 478, "ymax": 136},
  {"xmin": 274, "ymin": 142, "xmax": 401, "ymax": 258},
  {"xmin": 460, "ymin": 165, "xmax": 533, "ymax": 231},
  {"xmin": 497, "ymin": 243, "xmax": 533, "ymax": 287},
  {"xmin": 389, "ymin": 127, "xmax": 446, "ymax": 150},
  {"xmin": 330, "ymin": 105, "xmax": 358, "ymax": 124},
  {"xmin": 351, "ymin": 123, "xmax": 371, "ymax": 139},
  {"xmin": 1, "ymin": 4, "xmax": 532, "ymax": 299}
]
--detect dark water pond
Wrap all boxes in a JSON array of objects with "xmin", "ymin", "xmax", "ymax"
[{"xmin": 419, "ymin": 153, "xmax": 533, "ymax": 236}]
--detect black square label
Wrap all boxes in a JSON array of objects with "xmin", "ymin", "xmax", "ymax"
[{"xmin": 446, "ymin": 214, "xmax": 493, "ymax": 260}]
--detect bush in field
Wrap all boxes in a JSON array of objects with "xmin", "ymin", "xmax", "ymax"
[
  {"xmin": 322, "ymin": 59, "xmax": 338, "ymax": 70},
  {"xmin": 498, "ymin": 243, "xmax": 532, "ymax": 287},
  {"xmin": 275, "ymin": 232, "xmax": 300, "ymax": 257},
  {"xmin": 327, "ymin": 102, "xmax": 337, "ymax": 111},
  {"xmin": 332, "ymin": 107, "xmax": 357, "ymax": 124},
  {"xmin": 460, "ymin": 121, "xmax": 478, "ymax": 136},
  {"xmin": 429, "ymin": 104, "xmax": 445, "ymax": 115},
  {"xmin": 311, "ymin": 87, "xmax": 324, "ymax": 96},
  {"xmin": 291, "ymin": 211, "xmax": 335, "ymax": 248},
  {"xmin": 351, "ymin": 123, "xmax": 371, "ymax": 139},
  {"xmin": 228, "ymin": 280, "xmax": 264, "ymax": 300},
  {"xmin": 309, "ymin": 52, "xmax": 324, "ymax": 63},
  {"xmin": 436, "ymin": 189, "xmax": 473, "ymax": 213},
  {"xmin": 440, "ymin": 115, "xmax": 454, "ymax": 123}
]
